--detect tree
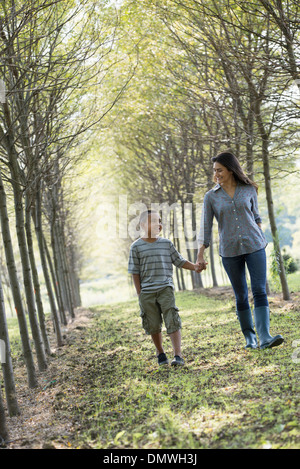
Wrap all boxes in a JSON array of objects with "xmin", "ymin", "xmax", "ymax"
[
  {"xmin": 257, "ymin": 0, "xmax": 300, "ymax": 89},
  {"xmin": 0, "ymin": 169, "xmax": 38, "ymax": 388},
  {"xmin": 0, "ymin": 273, "xmax": 19, "ymax": 416},
  {"xmin": 0, "ymin": 384, "xmax": 8, "ymax": 446},
  {"xmin": 149, "ymin": 0, "xmax": 296, "ymax": 299},
  {"xmin": 0, "ymin": 0, "xmax": 134, "ymax": 437}
]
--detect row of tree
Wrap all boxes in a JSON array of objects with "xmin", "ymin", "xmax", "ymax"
[
  {"xmin": 0, "ymin": 0, "xmax": 132, "ymax": 444},
  {"xmin": 104, "ymin": 0, "xmax": 299, "ymax": 298},
  {"xmin": 1, "ymin": 0, "xmax": 299, "ymax": 445}
]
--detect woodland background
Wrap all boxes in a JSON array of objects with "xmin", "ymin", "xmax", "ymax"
[{"xmin": 0, "ymin": 0, "xmax": 299, "ymax": 447}]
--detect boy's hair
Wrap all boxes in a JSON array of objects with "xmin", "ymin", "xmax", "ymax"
[{"xmin": 139, "ymin": 209, "xmax": 159, "ymax": 225}]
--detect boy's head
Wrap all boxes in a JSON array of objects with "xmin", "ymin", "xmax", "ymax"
[{"xmin": 139, "ymin": 210, "xmax": 162, "ymax": 238}]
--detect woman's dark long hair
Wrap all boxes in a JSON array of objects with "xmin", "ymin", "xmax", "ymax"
[{"xmin": 212, "ymin": 152, "xmax": 258, "ymax": 192}]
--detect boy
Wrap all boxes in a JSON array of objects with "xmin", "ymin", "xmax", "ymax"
[{"xmin": 128, "ymin": 209, "xmax": 201, "ymax": 366}]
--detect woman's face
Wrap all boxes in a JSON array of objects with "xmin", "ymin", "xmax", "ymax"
[{"xmin": 213, "ymin": 162, "xmax": 233, "ymax": 185}]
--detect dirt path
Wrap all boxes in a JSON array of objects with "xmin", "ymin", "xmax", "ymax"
[{"xmin": 5, "ymin": 308, "xmax": 93, "ymax": 449}]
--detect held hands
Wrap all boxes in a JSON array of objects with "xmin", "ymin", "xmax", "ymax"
[
  {"xmin": 194, "ymin": 257, "xmax": 208, "ymax": 273},
  {"xmin": 181, "ymin": 259, "xmax": 207, "ymax": 273}
]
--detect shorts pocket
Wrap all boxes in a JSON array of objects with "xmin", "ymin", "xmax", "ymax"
[
  {"xmin": 164, "ymin": 306, "xmax": 181, "ymax": 334},
  {"xmin": 138, "ymin": 296, "xmax": 152, "ymax": 335}
]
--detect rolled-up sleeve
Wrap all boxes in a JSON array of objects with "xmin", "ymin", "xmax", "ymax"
[
  {"xmin": 251, "ymin": 190, "xmax": 262, "ymax": 224},
  {"xmin": 198, "ymin": 193, "xmax": 214, "ymax": 247}
]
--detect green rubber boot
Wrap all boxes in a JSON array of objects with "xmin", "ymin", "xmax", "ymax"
[
  {"xmin": 236, "ymin": 309, "xmax": 258, "ymax": 349},
  {"xmin": 253, "ymin": 306, "xmax": 284, "ymax": 350}
]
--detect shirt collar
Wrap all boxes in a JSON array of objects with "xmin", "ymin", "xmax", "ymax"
[{"xmin": 213, "ymin": 183, "xmax": 242, "ymax": 192}]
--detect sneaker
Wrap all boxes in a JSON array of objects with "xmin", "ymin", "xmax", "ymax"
[
  {"xmin": 157, "ymin": 352, "xmax": 169, "ymax": 365},
  {"xmin": 171, "ymin": 355, "xmax": 184, "ymax": 366}
]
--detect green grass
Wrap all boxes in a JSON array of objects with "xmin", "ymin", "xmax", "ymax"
[
  {"xmin": 275, "ymin": 270, "xmax": 300, "ymax": 293},
  {"xmin": 49, "ymin": 291, "xmax": 300, "ymax": 449}
]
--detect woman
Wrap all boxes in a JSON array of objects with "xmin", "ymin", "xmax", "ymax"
[{"xmin": 197, "ymin": 152, "xmax": 284, "ymax": 350}]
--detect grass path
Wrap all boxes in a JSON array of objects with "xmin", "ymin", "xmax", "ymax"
[{"xmin": 5, "ymin": 289, "xmax": 300, "ymax": 449}]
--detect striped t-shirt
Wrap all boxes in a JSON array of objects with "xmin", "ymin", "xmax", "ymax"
[{"xmin": 128, "ymin": 237, "xmax": 187, "ymax": 292}]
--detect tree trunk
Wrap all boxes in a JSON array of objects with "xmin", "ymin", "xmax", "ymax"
[
  {"xmin": 0, "ymin": 172, "xmax": 38, "ymax": 388},
  {"xmin": 0, "ymin": 276, "xmax": 20, "ymax": 416},
  {"xmin": 43, "ymin": 234, "xmax": 67, "ymax": 326},
  {"xmin": 12, "ymin": 180, "xmax": 48, "ymax": 371},
  {"xmin": 67, "ymin": 241, "xmax": 82, "ymax": 308},
  {"xmin": 172, "ymin": 211, "xmax": 182, "ymax": 290},
  {"xmin": 0, "ymin": 385, "xmax": 8, "ymax": 446},
  {"xmin": 56, "ymin": 222, "xmax": 75, "ymax": 318},
  {"xmin": 209, "ymin": 230, "xmax": 218, "ymax": 287},
  {"xmin": 51, "ymin": 222, "xmax": 71, "ymax": 319},
  {"xmin": 246, "ymin": 97, "xmax": 255, "ymax": 179},
  {"xmin": 191, "ymin": 201, "xmax": 203, "ymax": 288},
  {"xmin": 33, "ymin": 187, "xmax": 64, "ymax": 346},
  {"xmin": 25, "ymin": 195, "xmax": 51, "ymax": 355},
  {"xmin": 255, "ymin": 110, "xmax": 290, "ymax": 300},
  {"xmin": 173, "ymin": 208, "xmax": 186, "ymax": 290},
  {"xmin": 181, "ymin": 201, "xmax": 203, "ymax": 289}
]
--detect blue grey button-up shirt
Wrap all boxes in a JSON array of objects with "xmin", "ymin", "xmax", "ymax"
[{"xmin": 198, "ymin": 183, "xmax": 267, "ymax": 257}]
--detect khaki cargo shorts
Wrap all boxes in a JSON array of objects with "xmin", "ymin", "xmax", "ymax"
[{"xmin": 138, "ymin": 286, "xmax": 182, "ymax": 335}]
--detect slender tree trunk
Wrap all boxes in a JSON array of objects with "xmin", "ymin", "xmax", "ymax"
[
  {"xmin": 181, "ymin": 201, "xmax": 203, "ymax": 289},
  {"xmin": 33, "ymin": 188, "xmax": 64, "ymax": 346},
  {"xmin": 56, "ymin": 223, "xmax": 75, "ymax": 318},
  {"xmin": 0, "ymin": 172, "xmax": 38, "ymax": 388},
  {"xmin": 12, "ymin": 180, "xmax": 48, "ymax": 371},
  {"xmin": 255, "ymin": 108, "xmax": 290, "ymax": 300},
  {"xmin": 66, "ymin": 234, "xmax": 81, "ymax": 308},
  {"xmin": 0, "ymin": 385, "xmax": 8, "ymax": 446},
  {"xmin": 1, "ymin": 264, "xmax": 14, "ymax": 317},
  {"xmin": 25, "ymin": 195, "xmax": 51, "ymax": 355},
  {"xmin": 51, "ymin": 222, "xmax": 70, "ymax": 319},
  {"xmin": 43, "ymin": 234, "xmax": 67, "ymax": 326},
  {"xmin": 181, "ymin": 201, "xmax": 195, "ymax": 288},
  {"xmin": 192, "ymin": 202, "xmax": 203, "ymax": 288},
  {"xmin": 172, "ymin": 211, "xmax": 182, "ymax": 290},
  {"xmin": 0, "ymin": 276, "xmax": 20, "ymax": 416},
  {"xmin": 173, "ymin": 208, "xmax": 186, "ymax": 290},
  {"xmin": 68, "ymin": 243, "xmax": 82, "ymax": 308},
  {"xmin": 209, "ymin": 230, "xmax": 218, "ymax": 287}
]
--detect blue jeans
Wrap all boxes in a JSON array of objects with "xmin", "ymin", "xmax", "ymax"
[{"xmin": 222, "ymin": 248, "xmax": 268, "ymax": 312}]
